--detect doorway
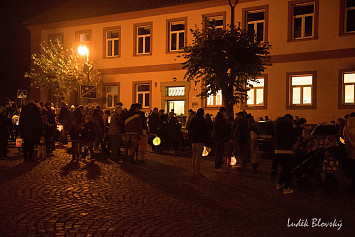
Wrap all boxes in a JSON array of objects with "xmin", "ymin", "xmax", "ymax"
[{"xmin": 167, "ymin": 100, "xmax": 185, "ymax": 115}]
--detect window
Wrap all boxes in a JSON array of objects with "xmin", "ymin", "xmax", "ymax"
[
  {"xmin": 293, "ymin": 3, "xmax": 314, "ymax": 38},
  {"xmin": 246, "ymin": 10, "xmax": 265, "ymax": 42},
  {"xmin": 340, "ymin": 70, "xmax": 355, "ymax": 106},
  {"xmin": 207, "ymin": 90, "xmax": 222, "ymax": 107},
  {"xmin": 247, "ymin": 78, "xmax": 265, "ymax": 106},
  {"xmin": 76, "ymin": 30, "xmax": 91, "ymax": 44},
  {"xmin": 166, "ymin": 87, "xmax": 185, "ymax": 96},
  {"xmin": 288, "ymin": 0, "xmax": 319, "ymax": 41},
  {"xmin": 105, "ymin": 28, "xmax": 120, "ymax": 57},
  {"xmin": 203, "ymin": 12, "xmax": 226, "ymax": 29},
  {"xmin": 106, "ymin": 86, "xmax": 119, "ymax": 108},
  {"xmin": 135, "ymin": 23, "xmax": 152, "ymax": 55},
  {"xmin": 340, "ymin": 0, "xmax": 355, "ymax": 34},
  {"xmin": 168, "ymin": 20, "xmax": 186, "ymax": 52},
  {"xmin": 136, "ymin": 84, "xmax": 150, "ymax": 108},
  {"xmin": 287, "ymin": 72, "xmax": 317, "ymax": 108},
  {"xmin": 48, "ymin": 33, "xmax": 63, "ymax": 43}
]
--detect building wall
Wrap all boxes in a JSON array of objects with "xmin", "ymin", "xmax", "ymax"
[{"xmin": 27, "ymin": 0, "xmax": 355, "ymax": 123}]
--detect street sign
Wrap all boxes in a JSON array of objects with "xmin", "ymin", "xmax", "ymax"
[
  {"xmin": 80, "ymin": 85, "xmax": 97, "ymax": 98},
  {"xmin": 17, "ymin": 89, "xmax": 27, "ymax": 99}
]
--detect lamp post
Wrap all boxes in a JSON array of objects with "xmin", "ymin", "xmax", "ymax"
[{"xmin": 78, "ymin": 45, "xmax": 90, "ymax": 84}]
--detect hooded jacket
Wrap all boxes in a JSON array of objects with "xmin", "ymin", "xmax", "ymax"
[{"xmin": 344, "ymin": 117, "xmax": 355, "ymax": 159}]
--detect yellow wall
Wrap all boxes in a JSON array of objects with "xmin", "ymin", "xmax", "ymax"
[{"xmin": 28, "ymin": 0, "xmax": 355, "ymax": 123}]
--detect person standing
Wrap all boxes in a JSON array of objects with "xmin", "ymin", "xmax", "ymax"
[
  {"xmin": 19, "ymin": 101, "xmax": 43, "ymax": 162},
  {"xmin": 124, "ymin": 104, "xmax": 143, "ymax": 163},
  {"xmin": 213, "ymin": 107, "xmax": 230, "ymax": 171},
  {"xmin": 109, "ymin": 105, "xmax": 124, "ymax": 160},
  {"xmin": 189, "ymin": 108, "xmax": 208, "ymax": 176},
  {"xmin": 274, "ymin": 115, "xmax": 298, "ymax": 194},
  {"xmin": 344, "ymin": 112, "xmax": 355, "ymax": 193},
  {"xmin": 233, "ymin": 111, "xmax": 250, "ymax": 171}
]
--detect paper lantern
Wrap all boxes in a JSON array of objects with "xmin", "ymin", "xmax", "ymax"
[
  {"xmin": 12, "ymin": 115, "xmax": 20, "ymax": 125},
  {"xmin": 202, "ymin": 146, "xmax": 211, "ymax": 157},
  {"xmin": 57, "ymin": 124, "xmax": 63, "ymax": 132},
  {"xmin": 153, "ymin": 136, "xmax": 161, "ymax": 146},
  {"xmin": 230, "ymin": 156, "xmax": 237, "ymax": 166},
  {"xmin": 16, "ymin": 138, "xmax": 23, "ymax": 147}
]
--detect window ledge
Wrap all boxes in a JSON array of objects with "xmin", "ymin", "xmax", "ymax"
[
  {"xmin": 104, "ymin": 56, "xmax": 120, "ymax": 59},
  {"xmin": 287, "ymin": 37, "xmax": 318, "ymax": 42},
  {"xmin": 133, "ymin": 53, "xmax": 152, "ymax": 57},
  {"xmin": 339, "ymin": 104, "xmax": 355, "ymax": 109},
  {"xmin": 339, "ymin": 32, "xmax": 355, "ymax": 37},
  {"xmin": 166, "ymin": 51, "xmax": 183, "ymax": 54},
  {"xmin": 287, "ymin": 105, "xmax": 316, "ymax": 109}
]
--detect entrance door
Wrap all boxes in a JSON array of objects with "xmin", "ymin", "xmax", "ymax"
[{"xmin": 167, "ymin": 100, "xmax": 185, "ymax": 115}]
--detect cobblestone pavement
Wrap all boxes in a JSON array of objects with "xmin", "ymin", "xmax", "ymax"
[{"xmin": 0, "ymin": 142, "xmax": 354, "ymax": 237}]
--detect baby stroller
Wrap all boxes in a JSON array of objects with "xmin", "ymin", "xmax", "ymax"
[
  {"xmin": 292, "ymin": 135, "xmax": 341, "ymax": 195},
  {"xmin": 292, "ymin": 148, "xmax": 325, "ymax": 195}
]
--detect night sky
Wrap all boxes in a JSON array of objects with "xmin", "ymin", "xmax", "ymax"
[{"xmin": 0, "ymin": 0, "xmax": 69, "ymax": 102}]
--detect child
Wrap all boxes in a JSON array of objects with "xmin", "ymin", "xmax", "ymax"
[
  {"xmin": 68, "ymin": 118, "xmax": 81, "ymax": 161},
  {"xmin": 82, "ymin": 115, "xmax": 96, "ymax": 159},
  {"xmin": 250, "ymin": 125, "xmax": 260, "ymax": 175},
  {"xmin": 322, "ymin": 135, "xmax": 340, "ymax": 193},
  {"xmin": 138, "ymin": 130, "xmax": 148, "ymax": 162},
  {"xmin": 37, "ymin": 136, "xmax": 47, "ymax": 160}
]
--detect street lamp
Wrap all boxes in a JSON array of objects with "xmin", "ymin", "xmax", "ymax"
[
  {"xmin": 78, "ymin": 45, "xmax": 90, "ymax": 83},
  {"xmin": 78, "ymin": 45, "xmax": 89, "ymax": 62}
]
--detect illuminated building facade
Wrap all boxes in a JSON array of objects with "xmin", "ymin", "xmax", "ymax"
[{"xmin": 25, "ymin": 0, "xmax": 355, "ymax": 123}]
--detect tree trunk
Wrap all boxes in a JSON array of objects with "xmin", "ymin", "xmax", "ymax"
[{"xmin": 222, "ymin": 88, "xmax": 235, "ymax": 121}]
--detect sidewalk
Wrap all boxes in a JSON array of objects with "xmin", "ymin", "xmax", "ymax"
[{"xmin": 0, "ymin": 142, "xmax": 354, "ymax": 236}]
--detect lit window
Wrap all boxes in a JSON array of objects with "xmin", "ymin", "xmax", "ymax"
[
  {"xmin": 137, "ymin": 26, "xmax": 151, "ymax": 54},
  {"xmin": 290, "ymin": 75, "xmax": 313, "ymax": 105},
  {"xmin": 343, "ymin": 72, "xmax": 355, "ymax": 104},
  {"xmin": 169, "ymin": 21, "xmax": 185, "ymax": 51},
  {"xmin": 106, "ymin": 29, "xmax": 119, "ymax": 57},
  {"xmin": 247, "ymin": 10, "xmax": 265, "ymax": 42},
  {"xmin": 166, "ymin": 87, "xmax": 185, "ymax": 96},
  {"xmin": 292, "ymin": 3, "xmax": 315, "ymax": 39},
  {"xmin": 207, "ymin": 90, "xmax": 222, "ymax": 106},
  {"xmin": 136, "ymin": 84, "xmax": 150, "ymax": 108},
  {"xmin": 206, "ymin": 15, "xmax": 224, "ymax": 29},
  {"xmin": 345, "ymin": 0, "xmax": 355, "ymax": 32},
  {"xmin": 106, "ymin": 86, "xmax": 119, "ymax": 108},
  {"xmin": 247, "ymin": 78, "xmax": 265, "ymax": 106}
]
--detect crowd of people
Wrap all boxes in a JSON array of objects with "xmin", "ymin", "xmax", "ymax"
[{"xmin": 0, "ymin": 98, "xmax": 354, "ymax": 195}]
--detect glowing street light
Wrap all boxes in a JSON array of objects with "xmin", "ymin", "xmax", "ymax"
[{"xmin": 78, "ymin": 45, "xmax": 89, "ymax": 62}]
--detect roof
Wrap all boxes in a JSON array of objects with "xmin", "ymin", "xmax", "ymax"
[{"xmin": 25, "ymin": 0, "xmax": 213, "ymax": 26}]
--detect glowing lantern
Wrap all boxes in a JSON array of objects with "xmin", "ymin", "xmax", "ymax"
[
  {"xmin": 153, "ymin": 136, "xmax": 161, "ymax": 146},
  {"xmin": 202, "ymin": 146, "xmax": 211, "ymax": 157},
  {"xmin": 339, "ymin": 137, "xmax": 345, "ymax": 144},
  {"xmin": 57, "ymin": 124, "xmax": 64, "ymax": 132},
  {"xmin": 108, "ymin": 116, "xmax": 111, "ymax": 124},
  {"xmin": 12, "ymin": 115, "xmax": 20, "ymax": 125},
  {"xmin": 16, "ymin": 138, "xmax": 23, "ymax": 147},
  {"xmin": 230, "ymin": 156, "xmax": 237, "ymax": 166}
]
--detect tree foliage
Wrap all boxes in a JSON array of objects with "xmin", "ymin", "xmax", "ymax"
[
  {"xmin": 25, "ymin": 39, "xmax": 101, "ymax": 103},
  {"xmin": 182, "ymin": 20, "xmax": 271, "ymax": 117}
]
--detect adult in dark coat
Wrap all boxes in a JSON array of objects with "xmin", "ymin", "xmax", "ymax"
[
  {"xmin": 189, "ymin": 108, "xmax": 208, "ymax": 176},
  {"xmin": 19, "ymin": 101, "xmax": 43, "ymax": 162},
  {"xmin": 213, "ymin": 107, "xmax": 230, "ymax": 170},
  {"xmin": 274, "ymin": 115, "xmax": 298, "ymax": 194}
]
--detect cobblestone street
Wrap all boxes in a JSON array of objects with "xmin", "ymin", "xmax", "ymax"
[{"xmin": 0, "ymin": 142, "xmax": 354, "ymax": 237}]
